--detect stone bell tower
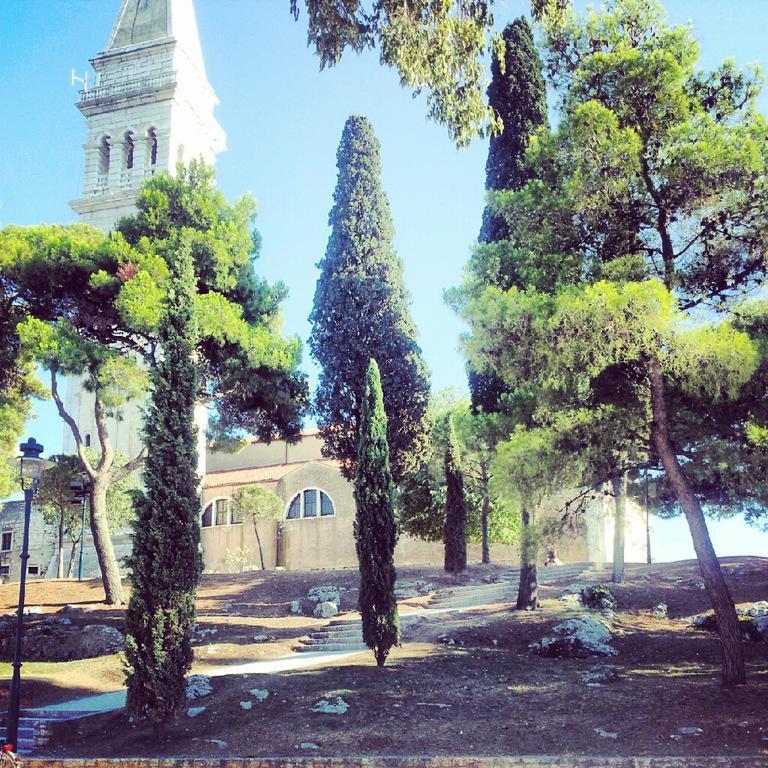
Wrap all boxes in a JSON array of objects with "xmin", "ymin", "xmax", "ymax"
[{"xmin": 63, "ymin": 0, "xmax": 224, "ymax": 460}]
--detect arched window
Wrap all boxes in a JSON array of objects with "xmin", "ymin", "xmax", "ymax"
[
  {"xmin": 147, "ymin": 128, "xmax": 158, "ymax": 166},
  {"xmin": 285, "ymin": 489, "xmax": 335, "ymax": 520},
  {"xmin": 124, "ymin": 132, "xmax": 134, "ymax": 170},
  {"xmin": 98, "ymin": 136, "xmax": 110, "ymax": 175},
  {"xmin": 201, "ymin": 497, "xmax": 238, "ymax": 528}
]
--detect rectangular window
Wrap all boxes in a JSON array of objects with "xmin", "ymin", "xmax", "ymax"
[
  {"xmin": 1, "ymin": 532, "xmax": 12, "ymax": 552},
  {"xmin": 230, "ymin": 503, "xmax": 243, "ymax": 525},
  {"xmin": 215, "ymin": 499, "xmax": 229, "ymax": 526},
  {"xmin": 303, "ymin": 489, "xmax": 317, "ymax": 518},
  {"xmin": 0, "ymin": 565, "xmax": 9, "ymax": 577},
  {"xmin": 28, "ymin": 566, "xmax": 39, "ymax": 576}
]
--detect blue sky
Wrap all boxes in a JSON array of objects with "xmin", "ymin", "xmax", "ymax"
[{"xmin": 1, "ymin": 0, "xmax": 767, "ymax": 560}]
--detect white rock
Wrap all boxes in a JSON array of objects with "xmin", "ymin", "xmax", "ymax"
[
  {"xmin": 560, "ymin": 593, "xmax": 582, "ymax": 609},
  {"xmin": 651, "ymin": 603, "xmax": 668, "ymax": 619},
  {"xmin": 530, "ymin": 615, "xmax": 617, "ymax": 658},
  {"xmin": 299, "ymin": 742, "xmax": 320, "ymax": 750},
  {"xmin": 311, "ymin": 696, "xmax": 349, "ymax": 714},
  {"xmin": 239, "ymin": 701, "xmax": 253, "ymax": 710},
  {"xmin": 186, "ymin": 674, "xmax": 213, "ymax": 699},
  {"xmin": 211, "ymin": 739, "xmax": 228, "ymax": 750},
  {"xmin": 290, "ymin": 600, "xmax": 302, "ymax": 614},
  {"xmin": 678, "ymin": 726, "xmax": 703, "ymax": 736},
  {"xmin": 594, "ymin": 727, "xmax": 618, "ymax": 739},
  {"xmin": 186, "ymin": 706, "xmax": 206, "ymax": 718},
  {"xmin": 313, "ymin": 600, "xmax": 339, "ymax": 619},
  {"xmin": 252, "ymin": 633, "xmax": 271, "ymax": 642},
  {"xmin": 249, "ymin": 689, "xmax": 269, "ymax": 701}
]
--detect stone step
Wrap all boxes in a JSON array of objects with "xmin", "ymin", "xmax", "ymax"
[
  {"xmin": 295, "ymin": 641, "xmax": 367, "ymax": 653},
  {"xmin": 299, "ymin": 636, "xmax": 365, "ymax": 647},
  {"xmin": 308, "ymin": 630, "xmax": 362, "ymax": 640}
]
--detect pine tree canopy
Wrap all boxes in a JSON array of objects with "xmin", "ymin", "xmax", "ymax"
[{"xmin": 310, "ymin": 115, "xmax": 431, "ymax": 484}]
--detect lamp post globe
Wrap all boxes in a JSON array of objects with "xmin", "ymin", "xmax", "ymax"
[{"xmin": 4, "ymin": 437, "xmax": 53, "ymax": 751}]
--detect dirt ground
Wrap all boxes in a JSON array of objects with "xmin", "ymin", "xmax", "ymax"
[{"xmin": 0, "ymin": 557, "xmax": 766, "ymax": 758}]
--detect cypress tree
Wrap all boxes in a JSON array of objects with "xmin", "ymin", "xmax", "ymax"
[
  {"xmin": 354, "ymin": 358, "xmax": 399, "ymax": 667},
  {"xmin": 443, "ymin": 421, "xmax": 468, "ymax": 574},
  {"xmin": 124, "ymin": 241, "xmax": 202, "ymax": 729},
  {"xmin": 309, "ymin": 116, "xmax": 430, "ymax": 484},
  {"xmin": 479, "ymin": 17, "xmax": 547, "ymax": 243},
  {"xmin": 472, "ymin": 18, "xmax": 548, "ymax": 413}
]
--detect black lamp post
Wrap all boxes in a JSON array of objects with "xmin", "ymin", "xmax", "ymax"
[
  {"xmin": 68, "ymin": 479, "xmax": 88, "ymax": 581},
  {"xmin": 4, "ymin": 437, "xmax": 52, "ymax": 751}
]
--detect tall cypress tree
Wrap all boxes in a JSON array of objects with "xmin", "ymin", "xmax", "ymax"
[
  {"xmin": 309, "ymin": 116, "xmax": 430, "ymax": 484},
  {"xmin": 124, "ymin": 240, "xmax": 202, "ymax": 729},
  {"xmin": 443, "ymin": 420, "xmax": 468, "ymax": 574},
  {"xmin": 479, "ymin": 17, "xmax": 547, "ymax": 243},
  {"xmin": 471, "ymin": 18, "xmax": 548, "ymax": 413},
  {"xmin": 354, "ymin": 358, "xmax": 399, "ymax": 667}
]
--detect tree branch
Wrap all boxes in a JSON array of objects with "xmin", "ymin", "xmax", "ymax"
[
  {"xmin": 50, "ymin": 367, "xmax": 96, "ymax": 479},
  {"xmin": 112, "ymin": 447, "xmax": 147, "ymax": 482}
]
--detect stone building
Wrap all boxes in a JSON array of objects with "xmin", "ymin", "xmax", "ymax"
[{"xmin": 200, "ymin": 431, "xmax": 649, "ymax": 573}]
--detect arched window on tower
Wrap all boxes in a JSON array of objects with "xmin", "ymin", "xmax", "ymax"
[
  {"xmin": 98, "ymin": 136, "xmax": 110, "ymax": 176},
  {"xmin": 147, "ymin": 128, "xmax": 158, "ymax": 168},
  {"xmin": 124, "ymin": 132, "xmax": 134, "ymax": 170}
]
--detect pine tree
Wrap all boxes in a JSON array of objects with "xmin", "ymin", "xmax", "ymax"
[
  {"xmin": 443, "ymin": 421, "xmax": 468, "ymax": 574},
  {"xmin": 471, "ymin": 17, "xmax": 548, "ymax": 414},
  {"xmin": 124, "ymin": 241, "xmax": 202, "ymax": 728},
  {"xmin": 354, "ymin": 358, "xmax": 399, "ymax": 667},
  {"xmin": 309, "ymin": 116, "xmax": 430, "ymax": 484}
]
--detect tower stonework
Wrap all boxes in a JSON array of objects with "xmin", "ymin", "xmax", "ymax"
[{"xmin": 63, "ymin": 0, "xmax": 224, "ymax": 460}]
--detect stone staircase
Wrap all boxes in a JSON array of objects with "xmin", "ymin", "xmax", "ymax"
[
  {"xmin": 295, "ymin": 618, "xmax": 368, "ymax": 653},
  {"xmin": 427, "ymin": 563, "xmax": 610, "ymax": 611},
  {"xmin": 295, "ymin": 564, "xmax": 611, "ymax": 653},
  {"xmin": 0, "ymin": 707, "xmax": 101, "ymax": 754}
]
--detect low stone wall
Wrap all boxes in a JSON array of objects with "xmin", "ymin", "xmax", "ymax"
[{"xmin": 20, "ymin": 756, "xmax": 768, "ymax": 768}]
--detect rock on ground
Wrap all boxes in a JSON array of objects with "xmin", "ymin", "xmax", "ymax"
[
  {"xmin": 186, "ymin": 674, "xmax": 213, "ymax": 699},
  {"xmin": 313, "ymin": 600, "xmax": 339, "ymax": 619},
  {"xmin": 311, "ymin": 696, "xmax": 349, "ymax": 714},
  {"xmin": 530, "ymin": 615, "xmax": 617, "ymax": 658},
  {"xmin": 249, "ymin": 689, "xmax": 269, "ymax": 701},
  {"xmin": 307, "ymin": 586, "xmax": 341, "ymax": 606}
]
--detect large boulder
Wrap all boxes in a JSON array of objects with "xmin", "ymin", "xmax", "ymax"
[
  {"xmin": 0, "ymin": 618, "xmax": 124, "ymax": 661},
  {"xmin": 307, "ymin": 586, "xmax": 341, "ymax": 606},
  {"xmin": 313, "ymin": 601, "xmax": 339, "ymax": 619},
  {"xmin": 79, "ymin": 624, "xmax": 124, "ymax": 656},
  {"xmin": 530, "ymin": 616, "xmax": 617, "ymax": 658}
]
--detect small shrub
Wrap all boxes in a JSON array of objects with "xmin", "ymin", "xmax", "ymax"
[{"xmin": 580, "ymin": 584, "xmax": 617, "ymax": 611}]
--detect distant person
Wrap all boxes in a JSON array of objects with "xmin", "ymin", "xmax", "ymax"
[{"xmin": 544, "ymin": 548, "xmax": 563, "ymax": 567}]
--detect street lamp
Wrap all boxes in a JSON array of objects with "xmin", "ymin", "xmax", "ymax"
[
  {"xmin": 4, "ymin": 437, "xmax": 53, "ymax": 751},
  {"xmin": 68, "ymin": 479, "xmax": 88, "ymax": 581}
]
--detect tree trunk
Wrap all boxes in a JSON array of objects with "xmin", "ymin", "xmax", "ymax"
[
  {"xmin": 66, "ymin": 540, "xmax": 78, "ymax": 579},
  {"xmin": 648, "ymin": 356, "xmax": 746, "ymax": 686},
  {"xmin": 481, "ymin": 461, "xmax": 491, "ymax": 564},
  {"xmin": 516, "ymin": 504, "xmax": 539, "ymax": 610},
  {"xmin": 253, "ymin": 521, "xmax": 266, "ymax": 571},
  {"xmin": 56, "ymin": 510, "xmax": 65, "ymax": 579},
  {"xmin": 89, "ymin": 479, "xmax": 125, "ymax": 604},
  {"xmin": 611, "ymin": 472, "xmax": 627, "ymax": 583}
]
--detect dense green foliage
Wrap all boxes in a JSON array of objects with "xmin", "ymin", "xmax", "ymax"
[
  {"xmin": 457, "ymin": 0, "xmax": 768, "ymax": 683},
  {"xmin": 354, "ymin": 359, "xmax": 399, "ymax": 667},
  {"xmin": 480, "ymin": 18, "xmax": 548, "ymax": 244},
  {"xmin": 397, "ymin": 394, "xmax": 520, "ymax": 557},
  {"xmin": 443, "ymin": 421, "xmax": 468, "ymax": 574},
  {"xmin": 469, "ymin": 16, "xmax": 549, "ymax": 419},
  {"xmin": 310, "ymin": 116, "xmax": 430, "ymax": 484},
  {"xmin": 291, "ymin": 0, "xmax": 498, "ymax": 146},
  {"xmin": 2, "ymin": 163, "xmax": 308, "ymax": 603},
  {"xmin": 124, "ymin": 244, "xmax": 202, "ymax": 729}
]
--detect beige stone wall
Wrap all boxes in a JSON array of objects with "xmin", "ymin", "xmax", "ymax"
[{"xmin": 207, "ymin": 432, "xmax": 324, "ymax": 473}]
